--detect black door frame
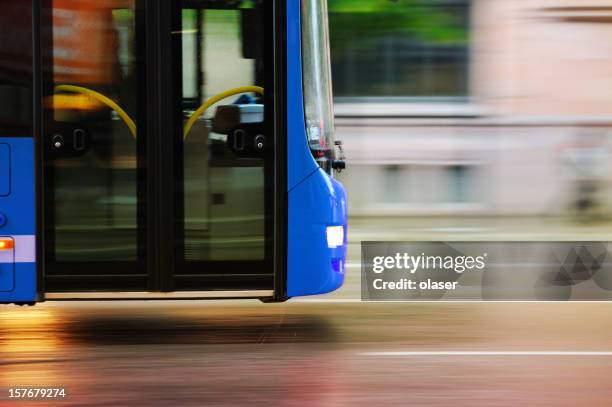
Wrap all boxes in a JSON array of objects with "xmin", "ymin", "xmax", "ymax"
[
  {"xmin": 171, "ymin": 0, "xmax": 280, "ymax": 292},
  {"xmin": 143, "ymin": 0, "xmax": 181, "ymax": 291},
  {"xmin": 38, "ymin": 0, "xmax": 287, "ymax": 295}
]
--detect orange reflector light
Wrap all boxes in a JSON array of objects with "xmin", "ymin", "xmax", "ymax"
[{"xmin": 0, "ymin": 239, "xmax": 14, "ymax": 250}]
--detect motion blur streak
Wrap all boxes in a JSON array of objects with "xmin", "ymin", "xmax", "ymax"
[
  {"xmin": 333, "ymin": 0, "xmax": 612, "ymax": 237},
  {"xmin": 4, "ymin": 1, "xmax": 612, "ymax": 405},
  {"xmin": 0, "ymin": 309, "xmax": 61, "ymax": 353},
  {"xmin": 2, "ymin": 301, "xmax": 612, "ymax": 406},
  {"xmin": 330, "ymin": 0, "xmax": 612, "ymax": 302}
]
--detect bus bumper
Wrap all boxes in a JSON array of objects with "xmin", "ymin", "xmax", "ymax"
[{"xmin": 287, "ymin": 168, "xmax": 348, "ymax": 297}]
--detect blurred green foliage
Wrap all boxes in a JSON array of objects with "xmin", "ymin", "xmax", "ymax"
[
  {"xmin": 328, "ymin": 0, "xmax": 469, "ymax": 49},
  {"xmin": 328, "ymin": 0, "xmax": 470, "ymax": 97}
]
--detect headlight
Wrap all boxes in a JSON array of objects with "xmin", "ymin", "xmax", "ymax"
[{"xmin": 326, "ymin": 225, "xmax": 344, "ymax": 248}]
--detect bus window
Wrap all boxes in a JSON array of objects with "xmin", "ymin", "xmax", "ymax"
[
  {"xmin": 302, "ymin": 0, "xmax": 335, "ymax": 163},
  {"xmin": 0, "ymin": 1, "xmax": 33, "ymax": 137}
]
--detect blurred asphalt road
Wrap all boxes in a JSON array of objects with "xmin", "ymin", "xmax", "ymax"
[{"xmin": 2, "ymin": 301, "xmax": 612, "ymax": 406}]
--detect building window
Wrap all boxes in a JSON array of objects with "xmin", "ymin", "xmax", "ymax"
[
  {"xmin": 383, "ymin": 165, "xmax": 402, "ymax": 203},
  {"xmin": 447, "ymin": 165, "xmax": 471, "ymax": 203},
  {"xmin": 328, "ymin": 0, "xmax": 470, "ymax": 99}
]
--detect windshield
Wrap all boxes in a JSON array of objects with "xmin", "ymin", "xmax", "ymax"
[{"xmin": 301, "ymin": 0, "xmax": 335, "ymax": 162}]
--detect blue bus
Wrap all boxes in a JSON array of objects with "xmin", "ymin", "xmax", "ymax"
[{"xmin": 0, "ymin": 0, "xmax": 347, "ymax": 304}]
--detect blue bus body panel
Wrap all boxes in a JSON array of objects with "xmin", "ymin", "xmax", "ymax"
[
  {"xmin": 0, "ymin": 137, "xmax": 37, "ymax": 303},
  {"xmin": 286, "ymin": 0, "xmax": 347, "ymax": 297},
  {"xmin": 0, "ymin": 143, "xmax": 10, "ymax": 196}
]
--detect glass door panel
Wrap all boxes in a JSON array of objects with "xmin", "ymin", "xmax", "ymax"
[
  {"xmin": 42, "ymin": 0, "xmax": 274, "ymax": 292},
  {"xmin": 44, "ymin": 0, "xmax": 145, "ymax": 290},
  {"xmin": 176, "ymin": 0, "xmax": 273, "ymax": 289}
]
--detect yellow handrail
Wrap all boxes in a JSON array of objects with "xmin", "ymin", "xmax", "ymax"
[
  {"xmin": 183, "ymin": 86, "xmax": 264, "ymax": 139},
  {"xmin": 54, "ymin": 84, "xmax": 264, "ymax": 142},
  {"xmin": 54, "ymin": 84, "xmax": 137, "ymax": 139}
]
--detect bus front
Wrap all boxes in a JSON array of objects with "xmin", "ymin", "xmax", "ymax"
[
  {"xmin": 286, "ymin": 0, "xmax": 348, "ymax": 298},
  {"xmin": 0, "ymin": 0, "xmax": 346, "ymax": 304}
]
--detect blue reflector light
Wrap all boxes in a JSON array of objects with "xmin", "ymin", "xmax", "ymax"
[{"xmin": 331, "ymin": 258, "xmax": 344, "ymax": 273}]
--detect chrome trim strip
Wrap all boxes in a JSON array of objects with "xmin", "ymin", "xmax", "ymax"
[{"xmin": 44, "ymin": 290, "xmax": 274, "ymax": 300}]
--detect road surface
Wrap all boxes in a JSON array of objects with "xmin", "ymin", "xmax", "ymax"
[{"xmin": 1, "ymin": 301, "xmax": 612, "ymax": 406}]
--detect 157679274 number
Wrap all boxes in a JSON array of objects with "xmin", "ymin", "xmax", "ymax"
[{"xmin": 7, "ymin": 388, "xmax": 68, "ymax": 400}]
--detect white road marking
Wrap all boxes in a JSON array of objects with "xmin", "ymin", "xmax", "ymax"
[{"xmin": 361, "ymin": 351, "xmax": 612, "ymax": 357}]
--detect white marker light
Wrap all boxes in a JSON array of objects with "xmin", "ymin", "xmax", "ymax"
[{"xmin": 326, "ymin": 226, "xmax": 344, "ymax": 248}]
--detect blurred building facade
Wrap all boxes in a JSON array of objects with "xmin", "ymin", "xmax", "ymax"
[{"xmin": 332, "ymin": 0, "xmax": 612, "ymax": 218}]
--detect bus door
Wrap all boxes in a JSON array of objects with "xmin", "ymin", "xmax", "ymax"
[{"xmin": 43, "ymin": 0, "xmax": 276, "ymax": 295}]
